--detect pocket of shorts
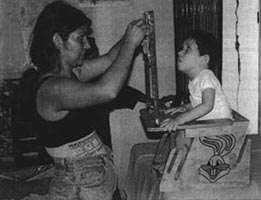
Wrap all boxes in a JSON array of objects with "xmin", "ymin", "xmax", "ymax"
[{"xmin": 79, "ymin": 161, "xmax": 108, "ymax": 187}]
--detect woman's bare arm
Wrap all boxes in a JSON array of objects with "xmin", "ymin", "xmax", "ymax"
[
  {"xmin": 73, "ymin": 37, "xmax": 124, "ymax": 82},
  {"xmin": 37, "ymin": 19, "xmax": 147, "ymax": 121}
]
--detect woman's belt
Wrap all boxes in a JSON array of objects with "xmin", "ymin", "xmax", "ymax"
[{"xmin": 45, "ymin": 131, "xmax": 106, "ymax": 159}]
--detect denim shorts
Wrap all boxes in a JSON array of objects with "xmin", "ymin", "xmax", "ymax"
[{"xmin": 47, "ymin": 133, "xmax": 116, "ymax": 200}]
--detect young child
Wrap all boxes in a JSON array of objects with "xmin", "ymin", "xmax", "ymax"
[{"xmin": 160, "ymin": 30, "xmax": 231, "ymax": 150}]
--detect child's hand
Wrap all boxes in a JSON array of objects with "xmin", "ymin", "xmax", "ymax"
[
  {"xmin": 164, "ymin": 106, "xmax": 186, "ymax": 115},
  {"xmin": 160, "ymin": 116, "xmax": 184, "ymax": 132}
]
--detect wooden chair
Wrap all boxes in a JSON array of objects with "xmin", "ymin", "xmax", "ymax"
[
  {"xmin": 140, "ymin": 109, "xmax": 261, "ymax": 199},
  {"xmin": 159, "ymin": 110, "xmax": 251, "ymax": 192}
]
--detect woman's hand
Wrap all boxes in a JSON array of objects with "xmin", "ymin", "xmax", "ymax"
[{"xmin": 124, "ymin": 19, "xmax": 148, "ymax": 47}]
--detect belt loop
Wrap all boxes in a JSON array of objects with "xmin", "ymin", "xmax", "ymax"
[
  {"xmin": 60, "ymin": 158, "xmax": 70, "ymax": 172},
  {"xmin": 65, "ymin": 158, "xmax": 69, "ymax": 172},
  {"xmin": 101, "ymin": 155, "xmax": 106, "ymax": 166},
  {"xmin": 61, "ymin": 158, "xmax": 65, "ymax": 165}
]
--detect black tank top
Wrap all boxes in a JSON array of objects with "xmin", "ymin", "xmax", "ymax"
[
  {"xmin": 33, "ymin": 75, "xmax": 96, "ymax": 148},
  {"xmin": 32, "ymin": 75, "xmax": 141, "ymax": 148}
]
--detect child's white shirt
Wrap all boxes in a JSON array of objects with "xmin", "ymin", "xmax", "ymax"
[{"xmin": 188, "ymin": 69, "xmax": 231, "ymax": 120}]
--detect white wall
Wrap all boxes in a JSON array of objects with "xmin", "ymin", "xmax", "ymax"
[
  {"xmin": 80, "ymin": 0, "xmax": 175, "ymax": 190},
  {"xmin": 109, "ymin": 0, "xmax": 175, "ymax": 189},
  {"xmin": 223, "ymin": 0, "xmax": 259, "ymax": 134},
  {"xmin": 0, "ymin": 0, "xmax": 25, "ymax": 80}
]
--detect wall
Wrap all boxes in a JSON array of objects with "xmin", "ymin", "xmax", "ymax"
[
  {"xmin": 222, "ymin": 0, "xmax": 259, "ymax": 134},
  {"xmin": 82, "ymin": 0, "xmax": 176, "ymax": 189},
  {"xmin": 0, "ymin": 0, "xmax": 25, "ymax": 80},
  {"xmin": 112, "ymin": 0, "xmax": 175, "ymax": 189}
]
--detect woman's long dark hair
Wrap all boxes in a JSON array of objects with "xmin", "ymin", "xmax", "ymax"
[
  {"xmin": 14, "ymin": 68, "xmax": 41, "ymax": 120},
  {"xmin": 30, "ymin": 0, "xmax": 91, "ymax": 74},
  {"xmin": 17, "ymin": 1, "xmax": 92, "ymax": 120}
]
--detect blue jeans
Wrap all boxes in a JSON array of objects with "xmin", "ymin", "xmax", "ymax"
[{"xmin": 49, "ymin": 147, "xmax": 116, "ymax": 200}]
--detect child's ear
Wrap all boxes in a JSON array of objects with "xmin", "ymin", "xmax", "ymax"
[
  {"xmin": 201, "ymin": 54, "xmax": 210, "ymax": 65},
  {"xmin": 52, "ymin": 33, "xmax": 63, "ymax": 49}
]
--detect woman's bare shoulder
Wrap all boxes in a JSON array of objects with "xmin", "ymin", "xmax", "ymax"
[{"xmin": 36, "ymin": 76, "xmax": 70, "ymax": 121}]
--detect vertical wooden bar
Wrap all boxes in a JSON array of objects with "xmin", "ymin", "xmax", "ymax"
[
  {"xmin": 143, "ymin": 11, "xmax": 160, "ymax": 125},
  {"xmin": 257, "ymin": 1, "xmax": 261, "ymax": 135}
]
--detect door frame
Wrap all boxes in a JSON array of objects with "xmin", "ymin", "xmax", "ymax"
[{"xmin": 257, "ymin": 1, "xmax": 261, "ymax": 135}]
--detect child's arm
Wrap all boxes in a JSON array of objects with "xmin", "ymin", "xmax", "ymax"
[
  {"xmin": 161, "ymin": 88, "xmax": 215, "ymax": 132},
  {"xmin": 164, "ymin": 102, "xmax": 192, "ymax": 115}
]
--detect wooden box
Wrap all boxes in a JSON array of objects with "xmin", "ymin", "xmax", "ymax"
[{"xmin": 159, "ymin": 111, "xmax": 251, "ymax": 193}]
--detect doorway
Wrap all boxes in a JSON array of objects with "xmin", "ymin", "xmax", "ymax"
[{"xmin": 173, "ymin": 0, "xmax": 222, "ymax": 100}]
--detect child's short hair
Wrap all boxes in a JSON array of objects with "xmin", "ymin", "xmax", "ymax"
[{"xmin": 184, "ymin": 30, "xmax": 220, "ymax": 70}]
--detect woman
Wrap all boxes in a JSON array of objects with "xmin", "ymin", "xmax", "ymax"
[{"xmin": 19, "ymin": 1, "xmax": 147, "ymax": 199}]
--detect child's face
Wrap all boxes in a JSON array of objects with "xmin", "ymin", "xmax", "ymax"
[{"xmin": 177, "ymin": 38, "xmax": 202, "ymax": 74}]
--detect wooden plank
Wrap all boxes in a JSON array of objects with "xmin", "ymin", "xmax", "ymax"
[
  {"xmin": 160, "ymin": 133, "xmax": 251, "ymax": 193},
  {"xmin": 140, "ymin": 109, "xmax": 249, "ymax": 136},
  {"xmin": 140, "ymin": 109, "xmax": 233, "ymax": 133},
  {"xmin": 185, "ymin": 121, "xmax": 249, "ymax": 138}
]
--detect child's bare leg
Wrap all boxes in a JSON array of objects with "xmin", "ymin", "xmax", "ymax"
[
  {"xmin": 175, "ymin": 130, "xmax": 192, "ymax": 150},
  {"xmin": 167, "ymin": 130, "xmax": 192, "ymax": 179}
]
